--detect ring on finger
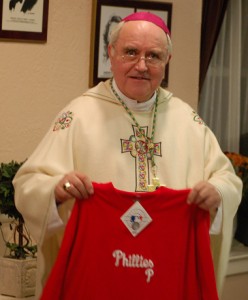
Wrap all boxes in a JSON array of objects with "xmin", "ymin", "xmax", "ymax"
[{"xmin": 63, "ymin": 181, "xmax": 71, "ymax": 191}]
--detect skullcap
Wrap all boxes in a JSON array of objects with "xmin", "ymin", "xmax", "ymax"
[{"xmin": 123, "ymin": 12, "xmax": 170, "ymax": 36}]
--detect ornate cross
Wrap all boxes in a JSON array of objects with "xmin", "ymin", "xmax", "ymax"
[{"xmin": 121, "ymin": 125, "xmax": 162, "ymax": 192}]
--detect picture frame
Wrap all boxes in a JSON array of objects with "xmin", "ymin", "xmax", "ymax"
[
  {"xmin": 0, "ymin": 0, "xmax": 49, "ymax": 42},
  {"xmin": 89, "ymin": 0, "xmax": 172, "ymax": 88}
]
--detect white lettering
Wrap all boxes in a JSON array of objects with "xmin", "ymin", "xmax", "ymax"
[
  {"xmin": 148, "ymin": 260, "xmax": 154, "ymax": 268},
  {"xmin": 112, "ymin": 250, "xmax": 123, "ymax": 267},
  {"xmin": 142, "ymin": 259, "xmax": 149, "ymax": 268},
  {"xmin": 145, "ymin": 268, "xmax": 154, "ymax": 283},
  {"xmin": 112, "ymin": 249, "xmax": 155, "ymax": 283}
]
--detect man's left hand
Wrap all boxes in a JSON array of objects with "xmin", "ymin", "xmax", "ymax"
[{"xmin": 187, "ymin": 181, "xmax": 221, "ymax": 211}]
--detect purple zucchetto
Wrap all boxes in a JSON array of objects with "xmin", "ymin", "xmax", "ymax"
[{"xmin": 123, "ymin": 11, "xmax": 170, "ymax": 36}]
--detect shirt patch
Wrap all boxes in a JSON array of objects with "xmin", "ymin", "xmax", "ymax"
[
  {"xmin": 53, "ymin": 111, "xmax": 74, "ymax": 131},
  {"xmin": 120, "ymin": 201, "xmax": 153, "ymax": 237},
  {"xmin": 192, "ymin": 111, "xmax": 205, "ymax": 125}
]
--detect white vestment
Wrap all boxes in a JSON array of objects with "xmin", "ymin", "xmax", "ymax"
[{"xmin": 13, "ymin": 80, "xmax": 242, "ymax": 298}]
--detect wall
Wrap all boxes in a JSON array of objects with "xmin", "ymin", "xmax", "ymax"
[{"xmin": 0, "ymin": 0, "xmax": 202, "ymax": 163}]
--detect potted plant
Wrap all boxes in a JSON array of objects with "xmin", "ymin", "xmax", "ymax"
[
  {"xmin": 0, "ymin": 160, "xmax": 37, "ymax": 298},
  {"xmin": 225, "ymin": 152, "xmax": 248, "ymax": 245}
]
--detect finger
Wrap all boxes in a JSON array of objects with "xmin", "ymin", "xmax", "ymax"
[
  {"xmin": 64, "ymin": 182, "xmax": 86, "ymax": 199},
  {"xmin": 70, "ymin": 180, "xmax": 90, "ymax": 199},
  {"xmin": 187, "ymin": 188, "xmax": 198, "ymax": 204},
  {"xmin": 65, "ymin": 173, "xmax": 94, "ymax": 200},
  {"xmin": 187, "ymin": 181, "xmax": 208, "ymax": 205},
  {"xmin": 55, "ymin": 183, "xmax": 72, "ymax": 203},
  {"xmin": 55, "ymin": 172, "xmax": 94, "ymax": 203},
  {"xmin": 198, "ymin": 199, "xmax": 212, "ymax": 211},
  {"xmin": 55, "ymin": 177, "xmax": 84, "ymax": 202},
  {"xmin": 76, "ymin": 173, "xmax": 94, "ymax": 196}
]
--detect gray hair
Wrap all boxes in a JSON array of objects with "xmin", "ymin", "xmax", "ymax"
[{"xmin": 109, "ymin": 21, "xmax": 172, "ymax": 55}]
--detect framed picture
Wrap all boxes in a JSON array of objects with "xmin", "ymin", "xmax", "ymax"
[
  {"xmin": 89, "ymin": 0, "xmax": 172, "ymax": 88},
  {"xmin": 0, "ymin": 0, "xmax": 49, "ymax": 42}
]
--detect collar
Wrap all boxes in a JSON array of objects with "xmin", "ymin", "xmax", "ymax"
[{"xmin": 112, "ymin": 79, "xmax": 156, "ymax": 112}]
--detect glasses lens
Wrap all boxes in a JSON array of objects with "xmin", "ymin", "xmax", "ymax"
[
  {"xmin": 122, "ymin": 54, "xmax": 137, "ymax": 63},
  {"xmin": 121, "ymin": 54, "xmax": 164, "ymax": 67}
]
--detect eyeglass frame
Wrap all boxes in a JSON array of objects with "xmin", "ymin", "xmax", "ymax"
[
  {"xmin": 120, "ymin": 52, "xmax": 168, "ymax": 67},
  {"xmin": 111, "ymin": 46, "xmax": 169, "ymax": 67}
]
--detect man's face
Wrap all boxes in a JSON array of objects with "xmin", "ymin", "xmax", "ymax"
[{"xmin": 108, "ymin": 21, "xmax": 169, "ymax": 102}]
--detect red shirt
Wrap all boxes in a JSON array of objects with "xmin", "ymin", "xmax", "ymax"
[{"xmin": 41, "ymin": 182, "xmax": 219, "ymax": 300}]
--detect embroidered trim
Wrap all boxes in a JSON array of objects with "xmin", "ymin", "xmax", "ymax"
[
  {"xmin": 192, "ymin": 111, "xmax": 205, "ymax": 125},
  {"xmin": 53, "ymin": 111, "xmax": 74, "ymax": 131}
]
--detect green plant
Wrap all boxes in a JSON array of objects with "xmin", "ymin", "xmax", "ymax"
[
  {"xmin": 225, "ymin": 152, "xmax": 248, "ymax": 196},
  {"xmin": 225, "ymin": 152, "xmax": 248, "ymax": 246},
  {"xmin": 0, "ymin": 160, "xmax": 37, "ymax": 259}
]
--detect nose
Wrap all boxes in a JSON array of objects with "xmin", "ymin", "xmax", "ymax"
[{"xmin": 135, "ymin": 56, "xmax": 148, "ymax": 71}]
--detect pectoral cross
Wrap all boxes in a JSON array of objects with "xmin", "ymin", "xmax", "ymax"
[{"xmin": 121, "ymin": 125, "xmax": 162, "ymax": 192}]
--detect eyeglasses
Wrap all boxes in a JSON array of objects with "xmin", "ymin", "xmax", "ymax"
[{"xmin": 121, "ymin": 52, "xmax": 167, "ymax": 67}]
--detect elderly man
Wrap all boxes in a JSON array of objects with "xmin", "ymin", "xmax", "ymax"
[{"xmin": 13, "ymin": 12, "xmax": 242, "ymax": 299}]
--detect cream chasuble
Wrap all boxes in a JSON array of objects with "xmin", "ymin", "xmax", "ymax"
[{"xmin": 13, "ymin": 79, "xmax": 242, "ymax": 299}]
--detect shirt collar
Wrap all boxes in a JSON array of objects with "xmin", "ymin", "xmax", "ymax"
[{"xmin": 112, "ymin": 79, "xmax": 156, "ymax": 112}]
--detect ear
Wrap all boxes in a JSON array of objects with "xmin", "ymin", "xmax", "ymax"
[
  {"xmin": 108, "ymin": 45, "xmax": 114, "ymax": 60},
  {"xmin": 108, "ymin": 45, "xmax": 114, "ymax": 71},
  {"xmin": 166, "ymin": 54, "xmax": 171, "ymax": 65}
]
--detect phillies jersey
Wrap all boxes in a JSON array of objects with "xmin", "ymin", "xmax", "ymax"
[{"xmin": 40, "ymin": 182, "xmax": 219, "ymax": 300}]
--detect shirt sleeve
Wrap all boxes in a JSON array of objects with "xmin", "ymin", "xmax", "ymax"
[
  {"xmin": 210, "ymin": 202, "xmax": 223, "ymax": 235},
  {"xmin": 46, "ymin": 200, "xmax": 64, "ymax": 237}
]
